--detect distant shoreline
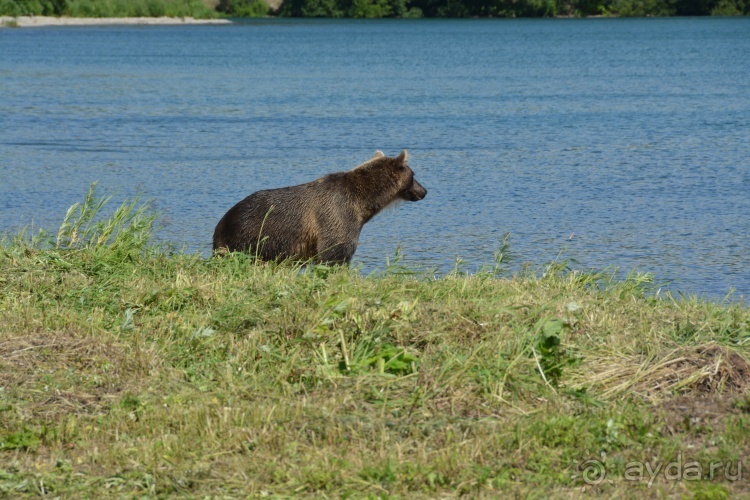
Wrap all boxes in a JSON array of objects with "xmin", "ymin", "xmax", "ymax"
[{"xmin": 1, "ymin": 16, "xmax": 233, "ymax": 27}]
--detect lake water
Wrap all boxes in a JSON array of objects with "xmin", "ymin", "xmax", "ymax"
[{"xmin": 1, "ymin": 18, "xmax": 749, "ymax": 300}]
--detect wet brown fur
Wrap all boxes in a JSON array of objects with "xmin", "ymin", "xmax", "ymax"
[{"xmin": 212, "ymin": 150, "xmax": 427, "ymax": 264}]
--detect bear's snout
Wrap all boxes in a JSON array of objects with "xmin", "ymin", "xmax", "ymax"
[{"xmin": 407, "ymin": 179, "xmax": 427, "ymax": 201}]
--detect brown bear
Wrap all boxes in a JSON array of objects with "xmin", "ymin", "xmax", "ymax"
[{"xmin": 212, "ymin": 150, "xmax": 427, "ymax": 264}]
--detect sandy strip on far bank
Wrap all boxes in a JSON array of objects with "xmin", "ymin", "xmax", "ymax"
[{"xmin": 1, "ymin": 16, "xmax": 233, "ymax": 27}]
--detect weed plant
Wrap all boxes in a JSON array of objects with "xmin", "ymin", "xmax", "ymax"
[{"xmin": 1, "ymin": 184, "xmax": 748, "ymax": 496}]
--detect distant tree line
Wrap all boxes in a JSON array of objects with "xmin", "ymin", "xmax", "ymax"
[
  {"xmin": 234, "ymin": 0, "xmax": 748, "ymax": 16},
  {"xmin": 2, "ymin": 0, "xmax": 747, "ymax": 18}
]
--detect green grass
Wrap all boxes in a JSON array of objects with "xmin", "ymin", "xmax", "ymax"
[{"xmin": 1, "ymin": 184, "xmax": 749, "ymax": 497}]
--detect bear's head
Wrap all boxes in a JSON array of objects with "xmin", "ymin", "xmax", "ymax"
[
  {"xmin": 349, "ymin": 150, "xmax": 427, "ymax": 218},
  {"xmin": 391, "ymin": 150, "xmax": 427, "ymax": 202}
]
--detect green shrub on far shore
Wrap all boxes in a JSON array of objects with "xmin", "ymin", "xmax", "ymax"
[
  {"xmin": 0, "ymin": 0, "xmax": 63, "ymax": 16},
  {"xmin": 216, "ymin": 0, "xmax": 270, "ymax": 17},
  {"xmin": 710, "ymin": 0, "xmax": 749, "ymax": 14},
  {"xmin": 279, "ymin": 0, "xmax": 410, "ymax": 17},
  {"xmin": 0, "ymin": 0, "xmax": 218, "ymax": 17},
  {"xmin": 68, "ymin": 0, "xmax": 217, "ymax": 17},
  {"xmin": 609, "ymin": 0, "xmax": 676, "ymax": 16}
]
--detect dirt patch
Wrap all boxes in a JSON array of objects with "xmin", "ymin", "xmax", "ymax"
[
  {"xmin": 653, "ymin": 393, "xmax": 750, "ymax": 496},
  {"xmin": 264, "ymin": 0, "xmax": 285, "ymax": 12},
  {"xmin": 579, "ymin": 343, "xmax": 750, "ymax": 402},
  {"xmin": 666, "ymin": 344, "xmax": 750, "ymax": 395},
  {"xmin": 658, "ymin": 394, "xmax": 741, "ymax": 437}
]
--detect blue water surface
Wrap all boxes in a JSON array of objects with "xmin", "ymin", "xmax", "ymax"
[{"xmin": 1, "ymin": 18, "xmax": 749, "ymax": 299}]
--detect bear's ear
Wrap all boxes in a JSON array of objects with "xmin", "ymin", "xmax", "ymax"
[
  {"xmin": 394, "ymin": 150, "xmax": 409, "ymax": 169},
  {"xmin": 372, "ymin": 150, "xmax": 385, "ymax": 159}
]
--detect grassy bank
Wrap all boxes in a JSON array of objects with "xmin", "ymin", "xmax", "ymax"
[{"xmin": 1, "ymin": 185, "xmax": 749, "ymax": 497}]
